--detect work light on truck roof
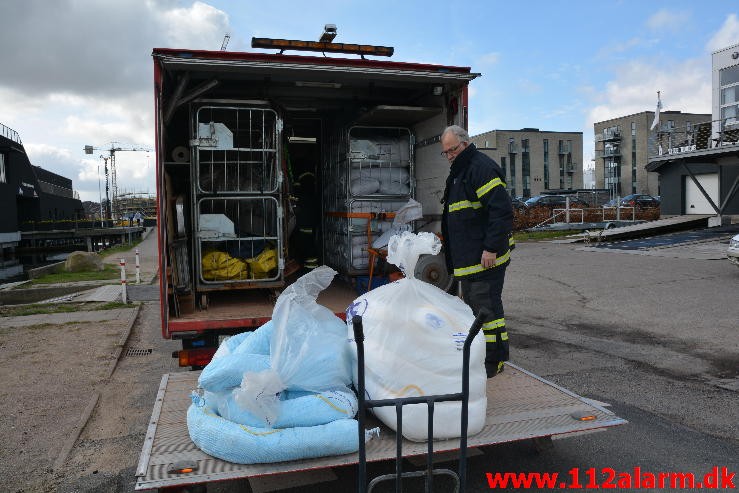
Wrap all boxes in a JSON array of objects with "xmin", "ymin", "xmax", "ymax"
[{"xmin": 320, "ymin": 24, "xmax": 337, "ymax": 43}]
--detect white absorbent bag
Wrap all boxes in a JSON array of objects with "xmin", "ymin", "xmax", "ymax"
[{"xmin": 346, "ymin": 232, "xmax": 487, "ymax": 442}]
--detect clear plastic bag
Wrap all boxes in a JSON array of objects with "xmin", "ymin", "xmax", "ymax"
[{"xmin": 233, "ymin": 266, "xmax": 352, "ymax": 426}]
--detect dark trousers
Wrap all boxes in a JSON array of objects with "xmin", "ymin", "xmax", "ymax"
[{"xmin": 460, "ymin": 263, "xmax": 509, "ymax": 376}]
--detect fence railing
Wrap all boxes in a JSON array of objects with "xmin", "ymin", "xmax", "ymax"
[
  {"xmin": 1, "ymin": 122, "xmax": 22, "ymax": 145},
  {"xmin": 648, "ymin": 118, "xmax": 739, "ymax": 159},
  {"xmin": 20, "ymin": 218, "xmax": 156, "ymax": 232},
  {"xmin": 521, "ymin": 205, "xmax": 658, "ymax": 230}
]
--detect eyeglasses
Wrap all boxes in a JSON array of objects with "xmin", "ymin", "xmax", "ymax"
[{"xmin": 441, "ymin": 142, "xmax": 463, "ymax": 156}]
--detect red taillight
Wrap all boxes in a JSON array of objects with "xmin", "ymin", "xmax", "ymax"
[{"xmin": 177, "ymin": 347, "xmax": 217, "ymax": 367}]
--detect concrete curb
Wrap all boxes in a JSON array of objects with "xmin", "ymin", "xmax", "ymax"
[
  {"xmin": 53, "ymin": 392, "xmax": 100, "ymax": 471},
  {"xmin": 106, "ymin": 303, "xmax": 142, "ymax": 380}
]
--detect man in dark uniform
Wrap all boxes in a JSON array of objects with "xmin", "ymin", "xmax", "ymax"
[{"xmin": 440, "ymin": 125, "xmax": 514, "ymax": 377}]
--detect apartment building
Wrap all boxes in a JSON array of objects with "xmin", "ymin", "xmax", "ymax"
[
  {"xmin": 470, "ymin": 128, "xmax": 583, "ymax": 199},
  {"xmin": 645, "ymin": 43, "xmax": 739, "ymax": 218},
  {"xmin": 594, "ymin": 110, "xmax": 710, "ymax": 199}
]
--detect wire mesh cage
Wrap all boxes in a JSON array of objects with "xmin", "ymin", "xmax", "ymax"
[
  {"xmin": 193, "ymin": 106, "xmax": 280, "ymax": 194},
  {"xmin": 195, "ymin": 196, "xmax": 283, "ymax": 287},
  {"xmin": 322, "ymin": 125, "xmax": 415, "ymax": 276},
  {"xmin": 323, "ymin": 198, "xmax": 409, "ymax": 275}
]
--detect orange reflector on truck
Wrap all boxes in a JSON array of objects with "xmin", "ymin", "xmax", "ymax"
[
  {"xmin": 177, "ymin": 347, "xmax": 217, "ymax": 367},
  {"xmin": 167, "ymin": 460, "xmax": 198, "ymax": 474},
  {"xmin": 570, "ymin": 411, "xmax": 597, "ymax": 421}
]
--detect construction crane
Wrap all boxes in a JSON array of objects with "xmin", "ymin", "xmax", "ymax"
[
  {"xmin": 221, "ymin": 33, "xmax": 230, "ymax": 51},
  {"xmin": 84, "ymin": 143, "xmax": 150, "ymax": 220}
]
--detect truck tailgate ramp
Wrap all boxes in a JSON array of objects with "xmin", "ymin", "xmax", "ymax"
[{"xmin": 135, "ymin": 364, "xmax": 626, "ymax": 490}]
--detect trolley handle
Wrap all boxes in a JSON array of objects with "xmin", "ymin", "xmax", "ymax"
[
  {"xmin": 465, "ymin": 308, "xmax": 489, "ymax": 349},
  {"xmin": 352, "ymin": 315, "xmax": 365, "ymax": 344}
]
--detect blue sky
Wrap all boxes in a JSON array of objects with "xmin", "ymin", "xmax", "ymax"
[{"xmin": 1, "ymin": 1, "xmax": 737, "ymax": 201}]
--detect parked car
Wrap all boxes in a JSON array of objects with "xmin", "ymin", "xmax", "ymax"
[
  {"xmin": 728, "ymin": 233, "xmax": 739, "ymax": 267},
  {"xmin": 510, "ymin": 196, "xmax": 527, "ymax": 210},
  {"xmin": 525, "ymin": 195, "xmax": 588, "ymax": 209},
  {"xmin": 602, "ymin": 198, "xmax": 619, "ymax": 208},
  {"xmin": 619, "ymin": 194, "xmax": 660, "ymax": 208}
]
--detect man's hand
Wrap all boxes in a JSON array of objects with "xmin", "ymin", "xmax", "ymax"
[{"xmin": 481, "ymin": 249, "xmax": 497, "ymax": 268}]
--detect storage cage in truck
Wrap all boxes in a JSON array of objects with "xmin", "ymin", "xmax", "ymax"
[{"xmin": 153, "ymin": 46, "xmax": 480, "ymax": 350}]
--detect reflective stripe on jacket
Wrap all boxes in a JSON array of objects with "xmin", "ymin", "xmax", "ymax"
[{"xmin": 442, "ymin": 143, "xmax": 514, "ymax": 281}]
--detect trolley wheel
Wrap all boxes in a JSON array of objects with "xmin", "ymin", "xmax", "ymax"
[{"xmin": 414, "ymin": 253, "xmax": 454, "ymax": 292}]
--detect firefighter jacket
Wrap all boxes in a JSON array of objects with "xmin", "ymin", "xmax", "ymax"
[{"xmin": 442, "ymin": 143, "xmax": 514, "ymax": 281}]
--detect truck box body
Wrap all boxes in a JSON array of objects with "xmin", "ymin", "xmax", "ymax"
[
  {"xmin": 144, "ymin": 47, "xmax": 627, "ymax": 491},
  {"xmin": 153, "ymin": 47, "xmax": 477, "ymax": 347}
]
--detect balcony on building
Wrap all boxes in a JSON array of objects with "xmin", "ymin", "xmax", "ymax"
[
  {"xmin": 595, "ymin": 128, "xmax": 622, "ymax": 143},
  {"xmin": 595, "ymin": 145, "xmax": 622, "ymax": 159},
  {"xmin": 647, "ymin": 117, "xmax": 739, "ymax": 162}
]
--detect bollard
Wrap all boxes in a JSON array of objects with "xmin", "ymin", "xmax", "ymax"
[
  {"xmin": 120, "ymin": 258, "xmax": 127, "ymax": 304},
  {"xmin": 135, "ymin": 248, "xmax": 141, "ymax": 284},
  {"xmin": 566, "ymin": 197, "xmax": 571, "ymax": 223}
]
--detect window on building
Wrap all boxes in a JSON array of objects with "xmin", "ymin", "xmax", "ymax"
[
  {"xmin": 720, "ymin": 64, "xmax": 739, "ymax": 86},
  {"xmin": 543, "ymin": 139, "xmax": 549, "ymax": 189},
  {"xmin": 566, "ymin": 151, "xmax": 572, "ymax": 190},
  {"xmin": 484, "ymin": 140, "xmax": 489, "ymax": 148},
  {"xmin": 521, "ymin": 139, "xmax": 530, "ymax": 197},
  {"xmin": 604, "ymin": 159, "xmax": 621, "ymax": 196},
  {"xmin": 501, "ymin": 156, "xmax": 507, "ymax": 181},
  {"xmin": 0, "ymin": 153, "xmax": 5, "ymax": 184},
  {"xmin": 722, "ymin": 104, "xmax": 738, "ymax": 126},
  {"xmin": 509, "ymin": 153, "xmax": 517, "ymax": 193},
  {"xmin": 632, "ymin": 136, "xmax": 637, "ymax": 194},
  {"xmin": 631, "ymin": 122, "xmax": 636, "ymax": 136}
]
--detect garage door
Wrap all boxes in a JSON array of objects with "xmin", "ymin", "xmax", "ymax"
[{"xmin": 685, "ymin": 173, "xmax": 718, "ymax": 214}]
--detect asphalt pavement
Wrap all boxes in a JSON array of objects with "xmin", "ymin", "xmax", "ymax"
[{"xmin": 11, "ymin": 221, "xmax": 737, "ymax": 492}]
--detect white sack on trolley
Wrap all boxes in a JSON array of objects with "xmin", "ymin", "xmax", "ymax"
[{"xmin": 346, "ymin": 231, "xmax": 487, "ymax": 442}]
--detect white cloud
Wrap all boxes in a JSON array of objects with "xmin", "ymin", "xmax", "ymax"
[
  {"xmin": 24, "ymin": 143, "xmax": 88, "ymax": 194},
  {"xmin": 596, "ymin": 37, "xmax": 658, "ymax": 59},
  {"xmin": 646, "ymin": 9, "xmax": 690, "ymax": 31},
  {"xmin": 706, "ymin": 13, "xmax": 739, "ymax": 52},
  {"xmin": 478, "ymin": 52, "xmax": 500, "ymax": 65},
  {"xmin": 159, "ymin": 1, "xmax": 230, "ymax": 50},
  {"xmin": 583, "ymin": 58, "xmax": 711, "ymax": 168},
  {"xmin": 0, "ymin": 0, "xmax": 231, "ymax": 203},
  {"xmin": 0, "ymin": 0, "xmax": 230, "ymax": 98},
  {"xmin": 587, "ymin": 58, "xmax": 711, "ymax": 127}
]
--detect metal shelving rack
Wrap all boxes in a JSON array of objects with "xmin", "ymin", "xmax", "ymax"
[
  {"xmin": 190, "ymin": 104, "xmax": 285, "ymax": 293},
  {"xmin": 323, "ymin": 126, "xmax": 414, "ymax": 276}
]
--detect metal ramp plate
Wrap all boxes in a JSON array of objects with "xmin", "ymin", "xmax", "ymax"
[{"xmin": 135, "ymin": 364, "xmax": 626, "ymax": 491}]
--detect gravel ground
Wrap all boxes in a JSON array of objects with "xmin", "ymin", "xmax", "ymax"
[{"xmin": 0, "ymin": 307, "xmax": 139, "ymax": 492}]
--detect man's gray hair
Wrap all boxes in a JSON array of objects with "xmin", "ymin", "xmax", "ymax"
[{"xmin": 442, "ymin": 125, "xmax": 469, "ymax": 142}]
